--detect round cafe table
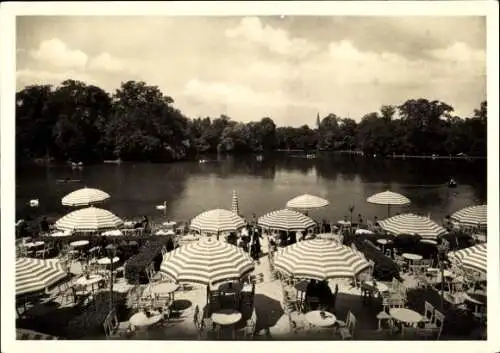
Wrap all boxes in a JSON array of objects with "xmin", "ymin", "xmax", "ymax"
[
  {"xmin": 389, "ymin": 308, "xmax": 423, "ymax": 327},
  {"xmin": 150, "ymin": 282, "xmax": 179, "ymax": 303},
  {"xmin": 305, "ymin": 310, "xmax": 336, "ymax": 327},
  {"xmin": 364, "ymin": 280, "xmax": 389, "ymax": 293},
  {"xmin": 70, "ymin": 240, "xmax": 89, "ymax": 248},
  {"xmin": 130, "ymin": 310, "xmax": 163, "ymax": 328},
  {"xmin": 97, "ymin": 256, "xmax": 120, "ymax": 265},
  {"xmin": 163, "ymin": 221, "xmax": 177, "ymax": 228},
  {"xmin": 211, "ymin": 309, "xmax": 242, "ymax": 339},
  {"xmin": 211, "ymin": 309, "xmax": 242, "ymax": 326},
  {"xmin": 376, "ymin": 239, "xmax": 391, "ymax": 252},
  {"xmin": 402, "ymin": 253, "xmax": 423, "ymax": 262},
  {"xmin": 25, "ymin": 241, "xmax": 45, "ymax": 249},
  {"xmin": 337, "ymin": 220, "xmax": 351, "ymax": 227},
  {"xmin": 75, "ymin": 274, "xmax": 104, "ymax": 293}
]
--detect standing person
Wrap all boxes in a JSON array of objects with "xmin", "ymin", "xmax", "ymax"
[
  {"xmin": 141, "ymin": 216, "xmax": 150, "ymax": 234},
  {"xmin": 39, "ymin": 216, "xmax": 49, "ymax": 234}
]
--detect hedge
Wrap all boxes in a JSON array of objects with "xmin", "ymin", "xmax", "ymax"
[
  {"xmin": 343, "ymin": 231, "xmax": 401, "ymax": 281},
  {"xmin": 125, "ymin": 239, "xmax": 169, "ymax": 284}
]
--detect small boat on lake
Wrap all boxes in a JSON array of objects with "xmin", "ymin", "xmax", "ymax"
[{"xmin": 104, "ymin": 158, "xmax": 122, "ymax": 164}]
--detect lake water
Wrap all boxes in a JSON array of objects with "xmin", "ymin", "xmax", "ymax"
[{"xmin": 15, "ymin": 153, "xmax": 487, "ymax": 225}]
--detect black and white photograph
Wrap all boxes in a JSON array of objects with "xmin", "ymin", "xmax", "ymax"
[{"xmin": 1, "ymin": 1, "xmax": 499, "ymax": 351}]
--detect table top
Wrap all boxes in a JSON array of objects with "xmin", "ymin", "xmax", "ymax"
[
  {"xmin": 156, "ymin": 229, "xmax": 175, "ymax": 236},
  {"xmin": 75, "ymin": 274, "xmax": 103, "ymax": 287},
  {"xmin": 97, "ymin": 256, "xmax": 120, "ymax": 265},
  {"xmin": 305, "ymin": 310, "xmax": 336, "ymax": 327},
  {"xmin": 150, "ymin": 282, "xmax": 179, "ymax": 294},
  {"xmin": 420, "ymin": 239, "xmax": 438, "ymax": 245},
  {"xmin": 402, "ymin": 253, "xmax": 423, "ymax": 261},
  {"xmin": 337, "ymin": 220, "xmax": 351, "ymax": 226},
  {"xmin": 211, "ymin": 309, "xmax": 242, "ymax": 326},
  {"xmin": 25, "ymin": 241, "xmax": 45, "ymax": 248},
  {"xmin": 163, "ymin": 221, "xmax": 177, "ymax": 227},
  {"xmin": 130, "ymin": 311, "xmax": 163, "ymax": 327},
  {"xmin": 376, "ymin": 239, "xmax": 390, "ymax": 245},
  {"xmin": 123, "ymin": 221, "xmax": 135, "ymax": 227},
  {"xmin": 389, "ymin": 308, "xmax": 423, "ymax": 323},
  {"xmin": 356, "ymin": 229, "xmax": 374, "ymax": 235},
  {"xmin": 364, "ymin": 280, "xmax": 389, "ymax": 292},
  {"xmin": 70, "ymin": 240, "xmax": 89, "ymax": 247}
]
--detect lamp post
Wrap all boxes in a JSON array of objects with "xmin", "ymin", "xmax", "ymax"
[
  {"xmin": 105, "ymin": 243, "xmax": 117, "ymax": 313},
  {"xmin": 437, "ymin": 238, "xmax": 450, "ymax": 309}
]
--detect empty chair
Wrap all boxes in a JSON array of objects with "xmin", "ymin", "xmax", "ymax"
[
  {"xmin": 425, "ymin": 309, "xmax": 445, "ymax": 340},
  {"xmin": 338, "ymin": 312, "xmax": 356, "ymax": 340},
  {"xmin": 422, "ymin": 301, "xmax": 435, "ymax": 323}
]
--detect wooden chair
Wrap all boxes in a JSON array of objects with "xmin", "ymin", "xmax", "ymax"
[
  {"xmin": 425, "ymin": 309, "xmax": 445, "ymax": 340},
  {"xmin": 338, "ymin": 312, "xmax": 356, "ymax": 340},
  {"xmin": 422, "ymin": 301, "xmax": 435, "ymax": 323}
]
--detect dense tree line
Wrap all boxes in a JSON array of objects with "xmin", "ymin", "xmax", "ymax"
[{"xmin": 16, "ymin": 79, "xmax": 487, "ymax": 164}]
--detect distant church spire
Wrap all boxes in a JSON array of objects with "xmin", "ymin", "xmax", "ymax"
[{"xmin": 316, "ymin": 112, "xmax": 321, "ymax": 128}]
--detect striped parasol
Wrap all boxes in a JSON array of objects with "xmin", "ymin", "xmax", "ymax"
[
  {"xmin": 448, "ymin": 243, "xmax": 487, "ymax": 273},
  {"xmin": 55, "ymin": 206, "xmax": 123, "ymax": 232},
  {"xmin": 451, "ymin": 204, "xmax": 487, "ymax": 227},
  {"xmin": 16, "ymin": 258, "xmax": 67, "ymax": 296},
  {"xmin": 61, "ymin": 187, "xmax": 110, "ymax": 207},
  {"xmin": 379, "ymin": 213, "xmax": 447, "ymax": 239},
  {"xmin": 258, "ymin": 209, "xmax": 316, "ymax": 232},
  {"xmin": 367, "ymin": 190, "xmax": 410, "ymax": 217},
  {"xmin": 231, "ymin": 190, "xmax": 240, "ymax": 215},
  {"xmin": 286, "ymin": 194, "xmax": 329, "ymax": 210},
  {"xmin": 274, "ymin": 239, "xmax": 370, "ymax": 280},
  {"xmin": 160, "ymin": 237, "xmax": 254, "ymax": 285},
  {"xmin": 190, "ymin": 209, "xmax": 245, "ymax": 234}
]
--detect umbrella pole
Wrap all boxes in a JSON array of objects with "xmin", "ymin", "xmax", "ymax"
[{"xmin": 387, "ymin": 204, "xmax": 390, "ymax": 218}]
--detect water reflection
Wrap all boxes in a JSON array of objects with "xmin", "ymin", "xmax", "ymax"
[{"xmin": 15, "ymin": 153, "xmax": 486, "ymax": 225}]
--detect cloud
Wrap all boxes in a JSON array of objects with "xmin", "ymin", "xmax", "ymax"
[
  {"xmin": 225, "ymin": 17, "xmax": 318, "ymax": 58},
  {"xmin": 30, "ymin": 38, "xmax": 88, "ymax": 69},
  {"xmin": 88, "ymin": 52, "xmax": 130, "ymax": 73}
]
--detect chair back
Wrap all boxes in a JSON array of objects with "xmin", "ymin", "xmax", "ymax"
[
  {"xmin": 348, "ymin": 312, "xmax": 357, "ymax": 332},
  {"xmin": 433, "ymin": 310, "xmax": 445, "ymax": 328},
  {"xmin": 424, "ymin": 301, "xmax": 434, "ymax": 321}
]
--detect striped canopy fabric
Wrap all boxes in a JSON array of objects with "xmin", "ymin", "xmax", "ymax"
[
  {"xmin": 231, "ymin": 190, "xmax": 240, "ymax": 215},
  {"xmin": 367, "ymin": 190, "xmax": 410, "ymax": 217},
  {"xmin": 16, "ymin": 329, "xmax": 60, "ymax": 340},
  {"xmin": 286, "ymin": 194, "xmax": 330, "ymax": 209},
  {"xmin": 367, "ymin": 191, "xmax": 410, "ymax": 205},
  {"xmin": 160, "ymin": 237, "xmax": 255, "ymax": 285},
  {"xmin": 16, "ymin": 258, "xmax": 67, "ymax": 296},
  {"xmin": 379, "ymin": 213, "xmax": 447, "ymax": 239},
  {"xmin": 451, "ymin": 204, "xmax": 487, "ymax": 227},
  {"xmin": 274, "ymin": 239, "xmax": 370, "ymax": 280},
  {"xmin": 55, "ymin": 206, "xmax": 123, "ymax": 232},
  {"xmin": 190, "ymin": 209, "xmax": 246, "ymax": 234},
  {"xmin": 61, "ymin": 187, "xmax": 110, "ymax": 207},
  {"xmin": 448, "ymin": 243, "xmax": 487, "ymax": 273},
  {"xmin": 258, "ymin": 209, "xmax": 316, "ymax": 232}
]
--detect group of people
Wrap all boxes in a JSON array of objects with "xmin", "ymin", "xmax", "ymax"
[{"xmin": 305, "ymin": 279, "xmax": 339, "ymax": 311}]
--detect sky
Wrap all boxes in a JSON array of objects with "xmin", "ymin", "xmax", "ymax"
[{"xmin": 16, "ymin": 16, "xmax": 486, "ymax": 126}]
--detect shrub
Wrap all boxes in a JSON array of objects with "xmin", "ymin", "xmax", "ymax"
[
  {"xmin": 125, "ymin": 239, "xmax": 168, "ymax": 284},
  {"xmin": 342, "ymin": 231, "xmax": 401, "ymax": 281}
]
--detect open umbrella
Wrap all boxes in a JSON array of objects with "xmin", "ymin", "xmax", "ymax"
[
  {"xmin": 16, "ymin": 258, "xmax": 67, "ymax": 296},
  {"xmin": 190, "ymin": 209, "xmax": 245, "ymax": 235},
  {"xmin": 274, "ymin": 239, "xmax": 370, "ymax": 281},
  {"xmin": 450, "ymin": 204, "xmax": 487, "ymax": 227},
  {"xmin": 258, "ymin": 209, "xmax": 316, "ymax": 232},
  {"xmin": 379, "ymin": 213, "xmax": 447, "ymax": 239},
  {"xmin": 55, "ymin": 206, "xmax": 123, "ymax": 232},
  {"xmin": 231, "ymin": 190, "xmax": 240, "ymax": 215},
  {"xmin": 160, "ymin": 237, "xmax": 254, "ymax": 285},
  {"xmin": 367, "ymin": 190, "xmax": 410, "ymax": 217},
  {"xmin": 286, "ymin": 194, "xmax": 329, "ymax": 210},
  {"xmin": 61, "ymin": 187, "xmax": 110, "ymax": 207},
  {"xmin": 448, "ymin": 243, "xmax": 487, "ymax": 273}
]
